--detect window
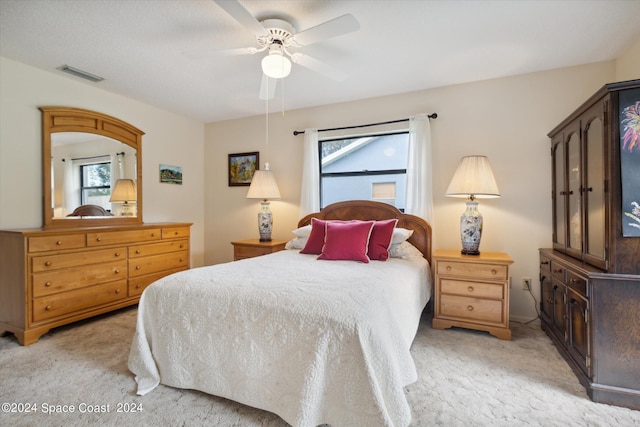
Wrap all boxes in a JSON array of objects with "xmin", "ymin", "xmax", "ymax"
[
  {"xmin": 80, "ymin": 162, "xmax": 112, "ymax": 208},
  {"xmin": 319, "ymin": 132, "xmax": 409, "ymax": 209}
]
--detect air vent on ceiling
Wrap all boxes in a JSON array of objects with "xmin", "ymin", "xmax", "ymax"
[{"xmin": 57, "ymin": 65, "xmax": 104, "ymax": 83}]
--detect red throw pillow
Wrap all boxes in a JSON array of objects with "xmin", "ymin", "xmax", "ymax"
[
  {"xmin": 368, "ymin": 219, "xmax": 398, "ymax": 261},
  {"xmin": 300, "ymin": 218, "xmax": 328, "ymax": 254},
  {"xmin": 318, "ymin": 220, "xmax": 375, "ymax": 263}
]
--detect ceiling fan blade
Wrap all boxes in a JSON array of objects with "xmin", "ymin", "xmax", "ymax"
[
  {"xmin": 259, "ymin": 74, "xmax": 277, "ymax": 100},
  {"xmin": 293, "ymin": 14, "xmax": 359, "ymax": 46},
  {"xmin": 291, "ymin": 53, "xmax": 348, "ymax": 82},
  {"xmin": 213, "ymin": 0, "xmax": 269, "ymax": 37},
  {"xmin": 183, "ymin": 46, "xmax": 257, "ymax": 59}
]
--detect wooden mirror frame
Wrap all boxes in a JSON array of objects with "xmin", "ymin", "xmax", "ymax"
[{"xmin": 41, "ymin": 106, "xmax": 144, "ymax": 227}]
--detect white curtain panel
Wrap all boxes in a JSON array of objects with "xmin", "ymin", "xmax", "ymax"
[
  {"xmin": 299, "ymin": 128, "xmax": 320, "ymax": 217},
  {"xmin": 406, "ymin": 115, "xmax": 434, "ymax": 223}
]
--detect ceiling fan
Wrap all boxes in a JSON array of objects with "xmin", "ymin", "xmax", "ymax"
[{"xmin": 190, "ymin": 0, "xmax": 360, "ymax": 99}]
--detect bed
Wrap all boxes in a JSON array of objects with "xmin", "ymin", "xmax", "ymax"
[{"xmin": 129, "ymin": 200, "xmax": 433, "ymax": 426}]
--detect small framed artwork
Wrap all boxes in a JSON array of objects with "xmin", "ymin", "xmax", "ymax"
[
  {"xmin": 228, "ymin": 152, "xmax": 259, "ymax": 186},
  {"xmin": 620, "ymin": 89, "xmax": 640, "ymax": 237},
  {"xmin": 160, "ymin": 164, "xmax": 183, "ymax": 185}
]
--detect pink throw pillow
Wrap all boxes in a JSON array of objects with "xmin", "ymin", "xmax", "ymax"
[
  {"xmin": 300, "ymin": 218, "xmax": 328, "ymax": 254},
  {"xmin": 318, "ymin": 220, "xmax": 375, "ymax": 263},
  {"xmin": 368, "ymin": 219, "xmax": 398, "ymax": 261}
]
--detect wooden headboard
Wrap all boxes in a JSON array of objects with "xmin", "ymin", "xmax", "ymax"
[{"xmin": 298, "ymin": 200, "xmax": 432, "ymax": 265}]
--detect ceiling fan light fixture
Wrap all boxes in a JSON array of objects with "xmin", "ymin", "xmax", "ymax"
[{"xmin": 261, "ymin": 46, "xmax": 291, "ymax": 79}]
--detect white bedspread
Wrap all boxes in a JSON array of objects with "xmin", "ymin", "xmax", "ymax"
[{"xmin": 128, "ymin": 249, "xmax": 431, "ymax": 427}]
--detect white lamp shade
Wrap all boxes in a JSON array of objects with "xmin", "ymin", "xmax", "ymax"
[
  {"xmin": 246, "ymin": 168, "xmax": 281, "ymax": 200},
  {"xmin": 109, "ymin": 179, "xmax": 137, "ymax": 202},
  {"xmin": 261, "ymin": 50, "xmax": 291, "ymax": 79},
  {"xmin": 445, "ymin": 155, "xmax": 500, "ymax": 199}
]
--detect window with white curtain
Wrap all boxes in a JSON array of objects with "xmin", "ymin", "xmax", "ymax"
[
  {"xmin": 319, "ymin": 131, "xmax": 409, "ymax": 210},
  {"xmin": 79, "ymin": 161, "xmax": 112, "ymax": 208}
]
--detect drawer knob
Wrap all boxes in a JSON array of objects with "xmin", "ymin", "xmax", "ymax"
[
  {"xmin": 540, "ymin": 261, "xmax": 549, "ymax": 266},
  {"xmin": 179, "ymin": 258, "xmax": 184, "ymax": 262},
  {"xmin": 45, "ymin": 281, "xmax": 52, "ymax": 287},
  {"xmin": 115, "ymin": 289, "xmax": 120, "ymax": 294},
  {"xmin": 174, "ymin": 231, "xmax": 179, "ymax": 235},
  {"xmin": 45, "ymin": 305, "xmax": 52, "ymax": 311},
  {"xmin": 179, "ymin": 244, "xmax": 184, "ymax": 249},
  {"xmin": 151, "ymin": 233, "xmax": 155, "ymax": 237},
  {"xmin": 115, "ymin": 252, "xmax": 121, "ymax": 257},
  {"xmin": 446, "ymin": 266, "xmax": 452, "ymax": 271},
  {"xmin": 136, "ymin": 265, "xmax": 141, "ymax": 270},
  {"xmin": 135, "ymin": 284, "xmax": 140, "ymax": 289},
  {"xmin": 569, "ymin": 279, "xmax": 578, "ymax": 284},
  {"xmin": 44, "ymin": 261, "xmax": 52, "ymax": 267},
  {"xmin": 115, "ymin": 269, "xmax": 120, "ymax": 274},
  {"xmin": 467, "ymin": 286, "xmax": 474, "ymax": 292},
  {"xmin": 56, "ymin": 240, "xmax": 62, "ymax": 246},
  {"xmin": 96, "ymin": 237, "xmax": 102, "ymax": 242},
  {"xmin": 135, "ymin": 249, "xmax": 141, "ymax": 254},
  {"xmin": 491, "ymin": 269, "xmax": 497, "ymax": 275},
  {"xmin": 553, "ymin": 268, "xmax": 563, "ymax": 274},
  {"xmin": 467, "ymin": 305, "xmax": 474, "ymax": 311}
]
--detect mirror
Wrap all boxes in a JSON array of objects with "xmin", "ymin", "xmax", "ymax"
[{"xmin": 41, "ymin": 107, "xmax": 144, "ymax": 227}]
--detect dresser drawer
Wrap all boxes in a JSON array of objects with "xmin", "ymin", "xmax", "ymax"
[
  {"xmin": 437, "ymin": 260, "xmax": 508, "ymax": 280},
  {"xmin": 540, "ymin": 254, "xmax": 552, "ymax": 273},
  {"xmin": 32, "ymin": 260, "xmax": 127, "ymax": 297},
  {"xmin": 551, "ymin": 263, "xmax": 566, "ymax": 281},
  {"xmin": 440, "ymin": 278, "xmax": 504, "ymax": 299},
  {"xmin": 162, "ymin": 227, "xmax": 190, "ymax": 240},
  {"xmin": 128, "ymin": 267, "xmax": 187, "ymax": 297},
  {"xmin": 567, "ymin": 270, "xmax": 588, "ymax": 296},
  {"xmin": 28, "ymin": 234, "xmax": 86, "ymax": 253},
  {"xmin": 32, "ymin": 247, "xmax": 126, "ymax": 272},
  {"xmin": 87, "ymin": 228, "xmax": 161, "ymax": 247},
  {"xmin": 440, "ymin": 294, "xmax": 504, "ymax": 324},
  {"xmin": 32, "ymin": 280, "xmax": 127, "ymax": 322},
  {"xmin": 128, "ymin": 250, "xmax": 189, "ymax": 277},
  {"xmin": 129, "ymin": 240, "xmax": 189, "ymax": 258}
]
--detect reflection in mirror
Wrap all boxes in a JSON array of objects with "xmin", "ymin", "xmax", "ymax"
[
  {"xmin": 51, "ymin": 133, "xmax": 138, "ymax": 218},
  {"xmin": 41, "ymin": 106, "xmax": 144, "ymax": 227}
]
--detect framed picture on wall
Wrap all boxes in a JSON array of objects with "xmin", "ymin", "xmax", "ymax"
[
  {"xmin": 228, "ymin": 152, "xmax": 259, "ymax": 186},
  {"xmin": 159, "ymin": 164, "xmax": 182, "ymax": 185},
  {"xmin": 620, "ymin": 89, "xmax": 640, "ymax": 237}
]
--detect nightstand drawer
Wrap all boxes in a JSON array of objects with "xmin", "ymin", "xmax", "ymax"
[
  {"xmin": 234, "ymin": 245, "xmax": 273, "ymax": 259},
  {"xmin": 440, "ymin": 278, "xmax": 504, "ymax": 299},
  {"xmin": 440, "ymin": 294, "xmax": 504, "ymax": 324},
  {"xmin": 437, "ymin": 260, "xmax": 508, "ymax": 280}
]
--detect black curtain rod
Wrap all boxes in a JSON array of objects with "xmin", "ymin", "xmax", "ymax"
[
  {"xmin": 292, "ymin": 113, "xmax": 437, "ymax": 136},
  {"xmin": 62, "ymin": 152, "xmax": 125, "ymax": 162}
]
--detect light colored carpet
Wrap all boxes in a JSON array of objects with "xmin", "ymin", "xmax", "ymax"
[{"xmin": 1, "ymin": 307, "xmax": 638, "ymax": 426}]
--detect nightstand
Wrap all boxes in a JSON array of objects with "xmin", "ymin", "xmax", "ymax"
[
  {"xmin": 432, "ymin": 249, "xmax": 513, "ymax": 340},
  {"xmin": 231, "ymin": 239, "xmax": 287, "ymax": 261}
]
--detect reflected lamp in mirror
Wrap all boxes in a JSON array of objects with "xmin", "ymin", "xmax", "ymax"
[
  {"xmin": 246, "ymin": 163, "xmax": 281, "ymax": 242},
  {"xmin": 109, "ymin": 179, "xmax": 137, "ymax": 217},
  {"xmin": 445, "ymin": 155, "xmax": 500, "ymax": 255}
]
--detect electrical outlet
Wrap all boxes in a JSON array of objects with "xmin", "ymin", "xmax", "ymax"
[{"xmin": 522, "ymin": 277, "xmax": 532, "ymax": 290}]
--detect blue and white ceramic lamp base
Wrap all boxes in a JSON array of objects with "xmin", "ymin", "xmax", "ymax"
[{"xmin": 460, "ymin": 201, "xmax": 483, "ymax": 255}]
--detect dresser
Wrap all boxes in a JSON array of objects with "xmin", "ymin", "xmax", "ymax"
[
  {"xmin": 231, "ymin": 239, "xmax": 287, "ymax": 261},
  {"xmin": 432, "ymin": 249, "xmax": 513, "ymax": 340},
  {"xmin": 540, "ymin": 79, "xmax": 640, "ymax": 410},
  {"xmin": 0, "ymin": 222, "xmax": 191, "ymax": 345}
]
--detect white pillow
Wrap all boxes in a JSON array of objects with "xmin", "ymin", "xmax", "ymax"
[
  {"xmin": 391, "ymin": 227, "xmax": 413, "ymax": 245},
  {"xmin": 292, "ymin": 225, "xmax": 312, "ymax": 238},
  {"xmin": 389, "ymin": 241, "xmax": 424, "ymax": 259},
  {"xmin": 285, "ymin": 237, "xmax": 307, "ymax": 250}
]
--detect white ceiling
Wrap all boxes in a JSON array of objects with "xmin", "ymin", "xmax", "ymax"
[{"xmin": 1, "ymin": 0, "xmax": 639, "ymax": 123}]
